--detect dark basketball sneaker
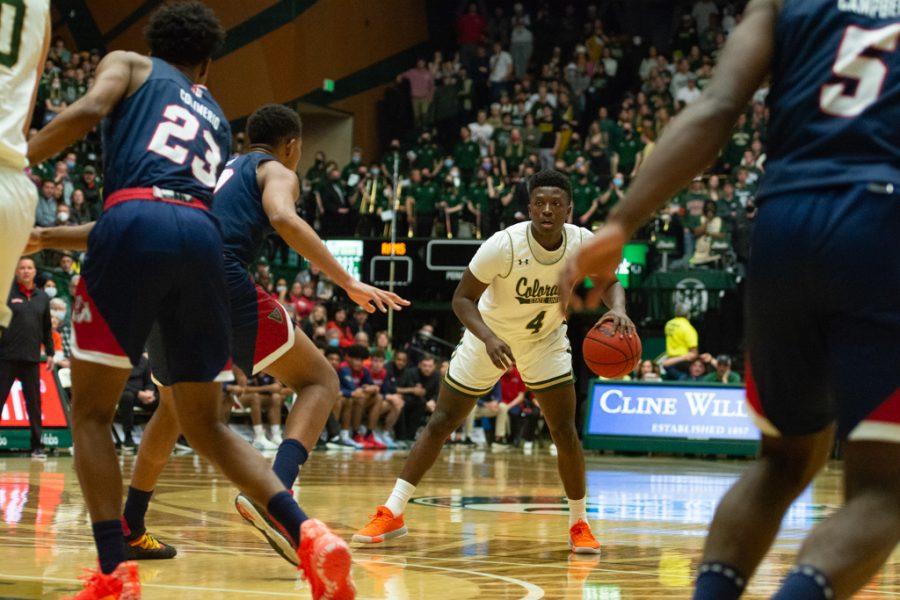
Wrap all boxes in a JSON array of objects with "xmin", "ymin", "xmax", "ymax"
[{"xmin": 125, "ymin": 530, "xmax": 177, "ymax": 560}]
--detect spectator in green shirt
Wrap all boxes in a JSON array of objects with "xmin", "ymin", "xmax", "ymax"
[
  {"xmin": 733, "ymin": 167, "xmax": 757, "ymax": 207},
  {"xmin": 414, "ymin": 132, "xmax": 441, "ymax": 172},
  {"xmin": 613, "ymin": 121, "xmax": 644, "ymax": 179},
  {"xmin": 717, "ymin": 180, "xmax": 743, "ymax": 228},
  {"xmin": 571, "ymin": 166, "xmax": 601, "ymax": 227},
  {"xmin": 464, "ymin": 170, "xmax": 496, "ymax": 238},
  {"xmin": 561, "ymin": 131, "xmax": 585, "ymax": 166},
  {"xmin": 453, "ymin": 126, "xmax": 481, "ymax": 179},
  {"xmin": 381, "ymin": 139, "xmax": 404, "ymax": 178},
  {"xmin": 597, "ymin": 173, "xmax": 625, "ymax": 220},
  {"xmin": 439, "ymin": 168, "xmax": 466, "ymax": 238},
  {"xmin": 406, "ymin": 168, "xmax": 441, "ymax": 237},
  {"xmin": 341, "ymin": 147, "xmax": 364, "ymax": 185},
  {"xmin": 489, "ymin": 114, "xmax": 514, "ymax": 159},
  {"xmin": 702, "ymin": 355, "xmax": 742, "ymax": 384},
  {"xmin": 306, "ymin": 151, "xmax": 328, "ymax": 187},
  {"xmin": 503, "ymin": 128, "xmax": 527, "ymax": 175}
]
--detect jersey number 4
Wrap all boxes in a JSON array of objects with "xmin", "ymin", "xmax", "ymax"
[
  {"xmin": 148, "ymin": 105, "xmax": 222, "ymax": 188},
  {"xmin": 0, "ymin": 0, "xmax": 25, "ymax": 68},
  {"xmin": 525, "ymin": 310, "xmax": 546, "ymax": 335},
  {"xmin": 820, "ymin": 24, "xmax": 900, "ymax": 117}
]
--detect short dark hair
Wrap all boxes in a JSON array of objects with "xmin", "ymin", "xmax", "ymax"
[
  {"xmin": 246, "ymin": 104, "xmax": 302, "ymax": 147},
  {"xmin": 528, "ymin": 169, "xmax": 572, "ymax": 201},
  {"xmin": 145, "ymin": 1, "xmax": 225, "ymax": 68},
  {"xmin": 324, "ymin": 347, "xmax": 342, "ymax": 360},
  {"xmin": 346, "ymin": 345, "xmax": 369, "ymax": 360},
  {"xmin": 371, "ymin": 349, "xmax": 386, "ymax": 360}
]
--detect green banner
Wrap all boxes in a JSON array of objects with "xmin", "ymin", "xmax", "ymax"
[{"xmin": 639, "ymin": 270, "xmax": 737, "ymax": 320}]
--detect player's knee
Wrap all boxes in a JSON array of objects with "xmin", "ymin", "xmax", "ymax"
[{"xmin": 548, "ymin": 421, "xmax": 578, "ymax": 444}]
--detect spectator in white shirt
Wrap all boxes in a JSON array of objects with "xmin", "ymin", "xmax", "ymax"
[
  {"xmin": 488, "ymin": 41, "xmax": 513, "ymax": 102},
  {"xmin": 601, "ymin": 46, "xmax": 618, "ymax": 77},
  {"xmin": 676, "ymin": 77, "xmax": 702, "ymax": 105},
  {"xmin": 691, "ymin": 0, "xmax": 720, "ymax": 33},
  {"xmin": 468, "ymin": 109, "xmax": 494, "ymax": 157}
]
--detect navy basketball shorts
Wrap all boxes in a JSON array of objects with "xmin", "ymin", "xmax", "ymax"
[
  {"xmin": 71, "ymin": 199, "xmax": 231, "ymax": 385},
  {"xmin": 745, "ymin": 184, "xmax": 899, "ymax": 442},
  {"xmin": 149, "ymin": 271, "xmax": 294, "ymax": 386}
]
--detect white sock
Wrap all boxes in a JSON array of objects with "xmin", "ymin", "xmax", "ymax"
[
  {"xmin": 384, "ymin": 478, "xmax": 416, "ymax": 516},
  {"xmin": 567, "ymin": 496, "xmax": 587, "ymax": 527},
  {"xmin": 253, "ymin": 424, "xmax": 265, "ymax": 439},
  {"xmin": 341, "ymin": 429, "xmax": 352, "ymax": 440},
  {"xmin": 272, "ymin": 425, "xmax": 282, "ymax": 438}
]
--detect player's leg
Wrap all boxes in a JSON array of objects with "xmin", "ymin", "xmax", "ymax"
[
  {"xmin": 353, "ymin": 383, "xmax": 481, "ymax": 543},
  {"xmin": 772, "ymin": 440, "xmax": 900, "ymax": 599},
  {"xmin": 0, "ymin": 171, "xmax": 37, "ymax": 331},
  {"xmin": 69, "ymin": 357, "xmax": 133, "ymax": 573},
  {"xmin": 695, "ymin": 194, "xmax": 838, "ymax": 599},
  {"xmin": 534, "ymin": 383, "xmax": 601, "ymax": 554},
  {"xmin": 122, "ymin": 385, "xmax": 180, "ymax": 560}
]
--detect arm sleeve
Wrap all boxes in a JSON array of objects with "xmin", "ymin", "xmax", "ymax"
[
  {"xmin": 338, "ymin": 367, "xmax": 356, "ymax": 396},
  {"xmin": 468, "ymin": 230, "xmax": 512, "ymax": 284}
]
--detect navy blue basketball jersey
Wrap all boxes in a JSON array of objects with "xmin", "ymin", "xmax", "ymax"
[
  {"xmin": 101, "ymin": 58, "xmax": 232, "ymax": 206},
  {"xmin": 213, "ymin": 151, "xmax": 277, "ymax": 270},
  {"xmin": 758, "ymin": 0, "xmax": 900, "ymax": 200}
]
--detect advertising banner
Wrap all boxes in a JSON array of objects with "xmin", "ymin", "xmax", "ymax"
[{"xmin": 0, "ymin": 364, "xmax": 71, "ymax": 450}]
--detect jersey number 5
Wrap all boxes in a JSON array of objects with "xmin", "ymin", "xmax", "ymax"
[
  {"xmin": 820, "ymin": 24, "xmax": 900, "ymax": 117},
  {"xmin": 148, "ymin": 105, "xmax": 222, "ymax": 188},
  {"xmin": 0, "ymin": 0, "xmax": 25, "ymax": 68}
]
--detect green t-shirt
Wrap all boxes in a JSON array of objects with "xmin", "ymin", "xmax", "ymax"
[
  {"xmin": 490, "ymin": 127, "xmax": 512, "ymax": 158},
  {"xmin": 733, "ymin": 183, "xmax": 756, "ymax": 207},
  {"xmin": 415, "ymin": 143, "xmax": 440, "ymax": 170},
  {"xmin": 680, "ymin": 191, "xmax": 709, "ymax": 229},
  {"xmin": 562, "ymin": 147, "xmax": 585, "ymax": 166},
  {"xmin": 724, "ymin": 127, "xmax": 752, "ymax": 165},
  {"xmin": 702, "ymin": 371, "xmax": 742, "ymax": 384},
  {"xmin": 410, "ymin": 180, "xmax": 441, "ymax": 214},
  {"xmin": 572, "ymin": 181, "xmax": 600, "ymax": 218},
  {"xmin": 464, "ymin": 182, "xmax": 491, "ymax": 216},
  {"xmin": 614, "ymin": 135, "xmax": 643, "ymax": 170},
  {"xmin": 504, "ymin": 142, "xmax": 527, "ymax": 171},
  {"xmin": 453, "ymin": 140, "xmax": 481, "ymax": 172}
]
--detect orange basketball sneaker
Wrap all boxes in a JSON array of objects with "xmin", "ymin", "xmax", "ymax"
[
  {"xmin": 65, "ymin": 561, "xmax": 141, "ymax": 599},
  {"xmin": 568, "ymin": 519, "xmax": 602, "ymax": 555},
  {"xmin": 351, "ymin": 506, "xmax": 408, "ymax": 544},
  {"xmin": 297, "ymin": 519, "xmax": 356, "ymax": 600}
]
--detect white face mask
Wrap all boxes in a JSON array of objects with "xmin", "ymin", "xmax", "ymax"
[
  {"xmin": 277, "ymin": 285, "xmax": 287, "ymax": 293},
  {"xmin": 51, "ymin": 309, "xmax": 67, "ymax": 321},
  {"xmin": 45, "ymin": 287, "xmax": 58, "ymax": 298},
  {"xmin": 58, "ymin": 212, "xmax": 70, "ymax": 223}
]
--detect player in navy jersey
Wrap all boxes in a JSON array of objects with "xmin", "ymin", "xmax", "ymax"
[
  {"xmin": 561, "ymin": 1, "xmax": 898, "ymax": 599},
  {"xmin": 26, "ymin": 4, "xmax": 355, "ymax": 599}
]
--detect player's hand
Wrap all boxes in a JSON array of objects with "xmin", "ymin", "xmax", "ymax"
[
  {"xmin": 23, "ymin": 228, "xmax": 45, "ymax": 255},
  {"xmin": 558, "ymin": 221, "xmax": 628, "ymax": 314},
  {"xmin": 345, "ymin": 281, "xmax": 410, "ymax": 314},
  {"xmin": 598, "ymin": 310, "xmax": 635, "ymax": 337},
  {"xmin": 484, "ymin": 335, "xmax": 515, "ymax": 370}
]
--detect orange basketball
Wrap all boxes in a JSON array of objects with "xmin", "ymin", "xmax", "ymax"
[{"xmin": 582, "ymin": 321, "xmax": 642, "ymax": 379}]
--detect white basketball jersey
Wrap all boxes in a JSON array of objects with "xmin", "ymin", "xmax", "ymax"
[
  {"xmin": 468, "ymin": 221, "xmax": 593, "ymax": 343},
  {"xmin": 0, "ymin": 0, "xmax": 50, "ymax": 169}
]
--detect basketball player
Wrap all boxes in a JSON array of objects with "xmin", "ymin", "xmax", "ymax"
[
  {"xmin": 561, "ymin": 1, "xmax": 899, "ymax": 598},
  {"xmin": 0, "ymin": 0, "xmax": 49, "ymax": 337},
  {"xmin": 354, "ymin": 169, "xmax": 635, "ymax": 553},
  {"xmin": 26, "ymin": 4, "xmax": 354, "ymax": 598},
  {"xmin": 30, "ymin": 104, "xmax": 409, "ymax": 568}
]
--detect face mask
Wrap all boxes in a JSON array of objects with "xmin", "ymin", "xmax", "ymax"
[
  {"xmin": 66, "ymin": 160, "xmax": 76, "ymax": 169},
  {"xmin": 51, "ymin": 309, "xmax": 66, "ymax": 321},
  {"xmin": 352, "ymin": 156, "xmax": 361, "ymax": 164},
  {"xmin": 45, "ymin": 287, "xmax": 58, "ymax": 298},
  {"xmin": 277, "ymin": 285, "xmax": 287, "ymax": 293},
  {"xmin": 58, "ymin": 212, "xmax": 70, "ymax": 223},
  {"xmin": 328, "ymin": 338, "xmax": 340, "ymax": 347},
  {"xmin": 371, "ymin": 168, "xmax": 380, "ymax": 176},
  {"xmin": 444, "ymin": 158, "xmax": 454, "ymax": 168},
  {"xmin": 482, "ymin": 161, "xmax": 492, "ymax": 171},
  {"xmin": 613, "ymin": 177, "xmax": 624, "ymax": 187}
]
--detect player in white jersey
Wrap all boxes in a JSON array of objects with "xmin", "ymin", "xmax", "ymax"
[
  {"xmin": 354, "ymin": 169, "xmax": 635, "ymax": 552},
  {"xmin": 0, "ymin": 0, "xmax": 50, "ymax": 333}
]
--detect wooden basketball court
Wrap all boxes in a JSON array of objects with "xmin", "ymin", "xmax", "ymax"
[{"xmin": 0, "ymin": 449, "xmax": 897, "ymax": 598}]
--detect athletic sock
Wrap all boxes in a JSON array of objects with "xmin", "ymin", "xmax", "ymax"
[
  {"xmin": 122, "ymin": 486, "xmax": 153, "ymax": 538},
  {"xmin": 771, "ymin": 565, "xmax": 833, "ymax": 600},
  {"xmin": 92, "ymin": 519, "xmax": 127, "ymax": 575},
  {"xmin": 567, "ymin": 496, "xmax": 587, "ymax": 527},
  {"xmin": 253, "ymin": 424, "xmax": 266, "ymax": 440},
  {"xmin": 272, "ymin": 439, "xmax": 308, "ymax": 489},
  {"xmin": 384, "ymin": 478, "xmax": 416, "ymax": 516},
  {"xmin": 266, "ymin": 490, "xmax": 308, "ymax": 546},
  {"xmin": 693, "ymin": 561, "xmax": 747, "ymax": 600},
  {"xmin": 271, "ymin": 425, "xmax": 282, "ymax": 439}
]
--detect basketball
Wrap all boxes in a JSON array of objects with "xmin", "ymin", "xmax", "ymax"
[{"xmin": 582, "ymin": 321, "xmax": 642, "ymax": 379}]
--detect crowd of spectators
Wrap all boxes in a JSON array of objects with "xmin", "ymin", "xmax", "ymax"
[{"xmin": 19, "ymin": 1, "xmax": 757, "ymax": 454}]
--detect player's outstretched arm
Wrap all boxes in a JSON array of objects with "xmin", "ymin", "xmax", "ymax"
[
  {"xmin": 27, "ymin": 51, "xmax": 145, "ymax": 166},
  {"xmin": 452, "ymin": 270, "xmax": 515, "ymax": 370},
  {"xmin": 562, "ymin": 0, "xmax": 779, "ymax": 294},
  {"xmin": 260, "ymin": 161, "xmax": 410, "ymax": 314},
  {"xmin": 24, "ymin": 223, "xmax": 96, "ymax": 254}
]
